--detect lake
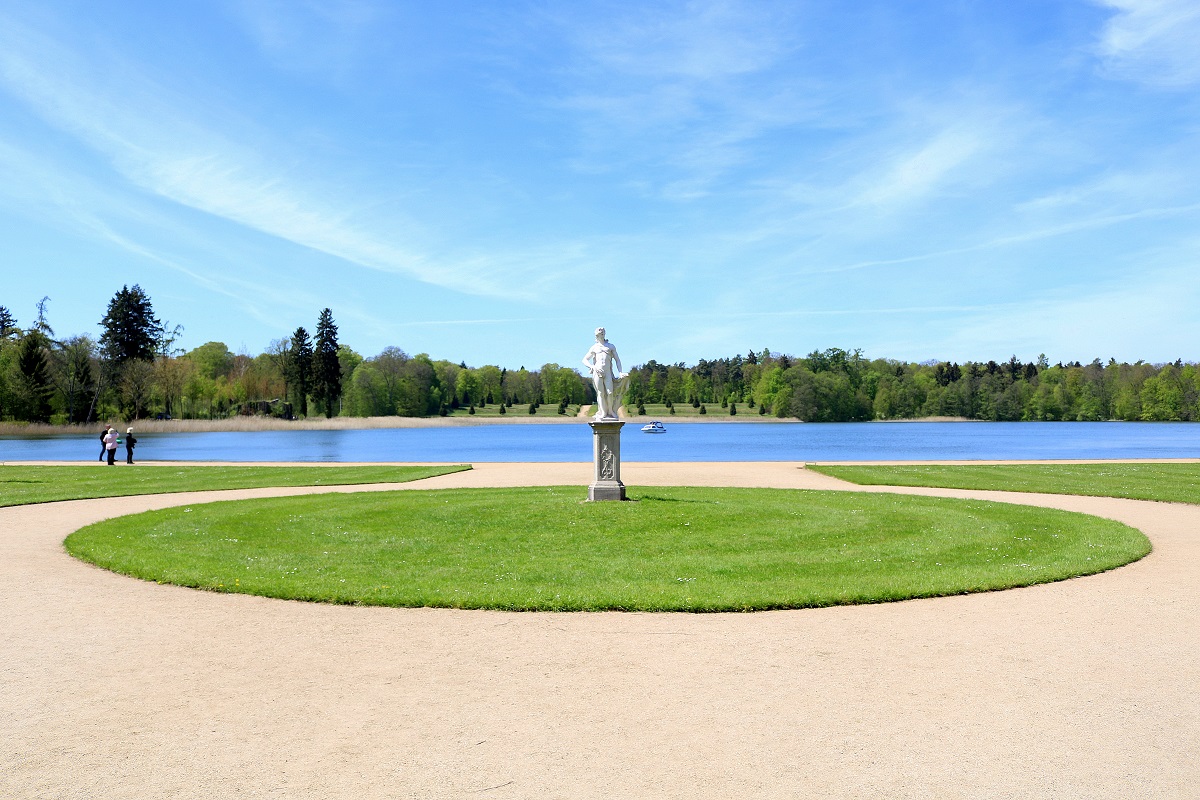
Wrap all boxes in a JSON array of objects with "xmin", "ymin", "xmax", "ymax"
[{"xmin": 3, "ymin": 421, "xmax": 1200, "ymax": 463}]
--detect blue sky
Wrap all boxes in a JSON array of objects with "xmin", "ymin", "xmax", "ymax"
[{"xmin": 1, "ymin": 0, "xmax": 1198, "ymax": 369}]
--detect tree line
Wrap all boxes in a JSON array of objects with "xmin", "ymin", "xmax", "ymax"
[
  {"xmin": 2, "ymin": 292, "xmax": 1198, "ymax": 424},
  {"xmin": 622, "ymin": 348, "xmax": 1200, "ymax": 422}
]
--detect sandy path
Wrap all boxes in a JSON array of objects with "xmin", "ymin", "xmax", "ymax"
[{"xmin": 2, "ymin": 462, "xmax": 1197, "ymax": 799}]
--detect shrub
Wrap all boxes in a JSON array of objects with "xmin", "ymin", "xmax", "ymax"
[
  {"xmin": 699, "ymin": 404, "xmax": 707, "ymax": 415},
  {"xmin": 468, "ymin": 405, "xmax": 476, "ymax": 415},
  {"xmin": 528, "ymin": 403, "xmax": 536, "ymax": 414},
  {"xmin": 499, "ymin": 404, "xmax": 506, "ymax": 415},
  {"xmin": 729, "ymin": 402, "xmax": 737, "ymax": 416}
]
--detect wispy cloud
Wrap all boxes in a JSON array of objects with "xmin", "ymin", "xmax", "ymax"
[
  {"xmin": 1092, "ymin": 0, "xmax": 1200, "ymax": 87},
  {"xmin": 0, "ymin": 15, "xmax": 555, "ymax": 302},
  {"xmin": 852, "ymin": 127, "xmax": 984, "ymax": 208},
  {"xmin": 548, "ymin": 0, "xmax": 817, "ymax": 198},
  {"xmin": 809, "ymin": 201, "xmax": 1200, "ymax": 276},
  {"xmin": 0, "ymin": 136, "xmax": 393, "ymax": 341}
]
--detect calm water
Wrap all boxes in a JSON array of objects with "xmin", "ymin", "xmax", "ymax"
[{"xmin": 3, "ymin": 421, "xmax": 1199, "ymax": 462}]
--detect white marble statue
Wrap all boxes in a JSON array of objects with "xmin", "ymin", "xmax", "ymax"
[{"xmin": 582, "ymin": 327, "xmax": 630, "ymax": 421}]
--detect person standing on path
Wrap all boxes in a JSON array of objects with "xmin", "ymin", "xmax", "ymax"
[
  {"xmin": 98, "ymin": 426, "xmax": 111, "ymax": 461},
  {"xmin": 125, "ymin": 428, "xmax": 137, "ymax": 464},
  {"xmin": 103, "ymin": 427, "xmax": 118, "ymax": 466}
]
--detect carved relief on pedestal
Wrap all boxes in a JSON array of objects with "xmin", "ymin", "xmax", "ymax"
[{"xmin": 600, "ymin": 443, "xmax": 615, "ymax": 480}]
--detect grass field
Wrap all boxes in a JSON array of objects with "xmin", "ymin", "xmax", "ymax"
[
  {"xmin": 64, "ymin": 486, "xmax": 1149, "ymax": 612},
  {"xmin": 442, "ymin": 402, "xmax": 587, "ymax": 418},
  {"xmin": 0, "ymin": 464, "xmax": 469, "ymax": 507},
  {"xmin": 808, "ymin": 463, "xmax": 1200, "ymax": 505},
  {"xmin": 623, "ymin": 402, "xmax": 763, "ymax": 419},
  {"xmin": 442, "ymin": 401, "xmax": 773, "ymax": 419}
]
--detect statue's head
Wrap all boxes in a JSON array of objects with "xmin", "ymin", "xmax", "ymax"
[{"xmin": 595, "ymin": 326, "xmax": 606, "ymax": 340}]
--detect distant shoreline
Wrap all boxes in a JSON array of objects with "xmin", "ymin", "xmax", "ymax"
[{"xmin": 0, "ymin": 415, "xmax": 981, "ymax": 436}]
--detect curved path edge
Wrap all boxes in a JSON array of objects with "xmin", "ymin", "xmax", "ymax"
[{"xmin": 2, "ymin": 462, "xmax": 1197, "ymax": 799}]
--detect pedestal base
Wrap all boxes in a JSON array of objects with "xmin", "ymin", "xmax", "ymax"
[
  {"xmin": 588, "ymin": 420, "xmax": 626, "ymax": 501},
  {"xmin": 588, "ymin": 483, "xmax": 626, "ymax": 501}
]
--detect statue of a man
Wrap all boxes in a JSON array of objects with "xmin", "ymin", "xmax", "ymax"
[{"xmin": 582, "ymin": 326, "xmax": 629, "ymax": 421}]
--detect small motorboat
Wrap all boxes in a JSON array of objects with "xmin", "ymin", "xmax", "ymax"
[{"xmin": 641, "ymin": 421, "xmax": 666, "ymax": 433}]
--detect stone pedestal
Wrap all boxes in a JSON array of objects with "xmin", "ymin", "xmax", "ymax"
[{"xmin": 588, "ymin": 421, "xmax": 626, "ymax": 501}]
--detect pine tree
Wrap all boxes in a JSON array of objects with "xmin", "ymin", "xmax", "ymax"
[
  {"xmin": 288, "ymin": 327, "xmax": 313, "ymax": 417},
  {"xmin": 0, "ymin": 306, "xmax": 17, "ymax": 339},
  {"xmin": 99, "ymin": 285, "xmax": 162, "ymax": 364},
  {"xmin": 311, "ymin": 308, "xmax": 342, "ymax": 418},
  {"xmin": 729, "ymin": 402, "xmax": 737, "ymax": 416},
  {"xmin": 17, "ymin": 332, "xmax": 54, "ymax": 422}
]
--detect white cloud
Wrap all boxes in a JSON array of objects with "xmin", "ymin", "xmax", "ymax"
[
  {"xmin": 853, "ymin": 127, "xmax": 984, "ymax": 209},
  {"xmin": 1093, "ymin": 0, "xmax": 1200, "ymax": 87},
  {"xmin": 0, "ymin": 16, "xmax": 556, "ymax": 302},
  {"xmin": 549, "ymin": 1, "xmax": 817, "ymax": 198}
]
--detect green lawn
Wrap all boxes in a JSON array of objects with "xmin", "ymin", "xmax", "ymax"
[
  {"xmin": 808, "ymin": 463, "xmax": 1200, "ymax": 504},
  {"xmin": 625, "ymin": 402, "xmax": 755, "ymax": 418},
  {"xmin": 65, "ymin": 486, "xmax": 1149, "ymax": 612},
  {"xmin": 443, "ymin": 403, "xmax": 586, "ymax": 418},
  {"xmin": 0, "ymin": 464, "xmax": 469, "ymax": 507}
]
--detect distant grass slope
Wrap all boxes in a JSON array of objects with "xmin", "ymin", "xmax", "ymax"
[
  {"xmin": 808, "ymin": 463, "xmax": 1200, "ymax": 504},
  {"xmin": 0, "ymin": 465, "xmax": 468, "ymax": 507},
  {"xmin": 66, "ymin": 486, "xmax": 1149, "ymax": 612}
]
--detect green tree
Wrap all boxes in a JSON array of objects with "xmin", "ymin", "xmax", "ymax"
[
  {"xmin": 0, "ymin": 306, "xmax": 17, "ymax": 339},
  {"xmin": 184, "ymin": 342, "xmax": 235, "ymax": 380},
  {"xmin": 54, "ymin": 335, "xmax": 97, "ymax": 424},
  {"xmin": 119, "ymin": 358, "xmax": 155, "ymax": 419},
  {"xmin": 311, "ymin": 309, "xmax": 342, "ymax": 418},
  {"xmin": 16, "ymin": 332, "xmax": 54, "ymax": 422},
  {"xmin": 99, "ymin": 285, "xmax": 162, "ymax": 365},
  {"xmin": 288, "ymin": 327, "xmax": 313, "ymax": 417},
  {"xmin": 456, "ymin": 369, "xmax": 482, "ymax": 407},
  {"xmin": 1140, "ymin": 367, "xmax": 1184, "ymax": 421}
]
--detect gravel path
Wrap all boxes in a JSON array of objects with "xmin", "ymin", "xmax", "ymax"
[{"xmin": 2, "ymin": 462, "xmax": 1197, "ymax": 799}]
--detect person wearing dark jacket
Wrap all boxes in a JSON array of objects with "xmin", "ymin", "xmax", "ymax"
[
  {"xmin": 125, "ymin": 427, "xmax": 137, "ymax": 464},
  {"xmin": 99, "ymin": 426, "xmax": 111, "ymax": 461}
]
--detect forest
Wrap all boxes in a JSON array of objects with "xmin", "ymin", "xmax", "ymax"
[{"xmin": 2, "ymin": 290, "xmax": 1198, "ymax": 425}]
